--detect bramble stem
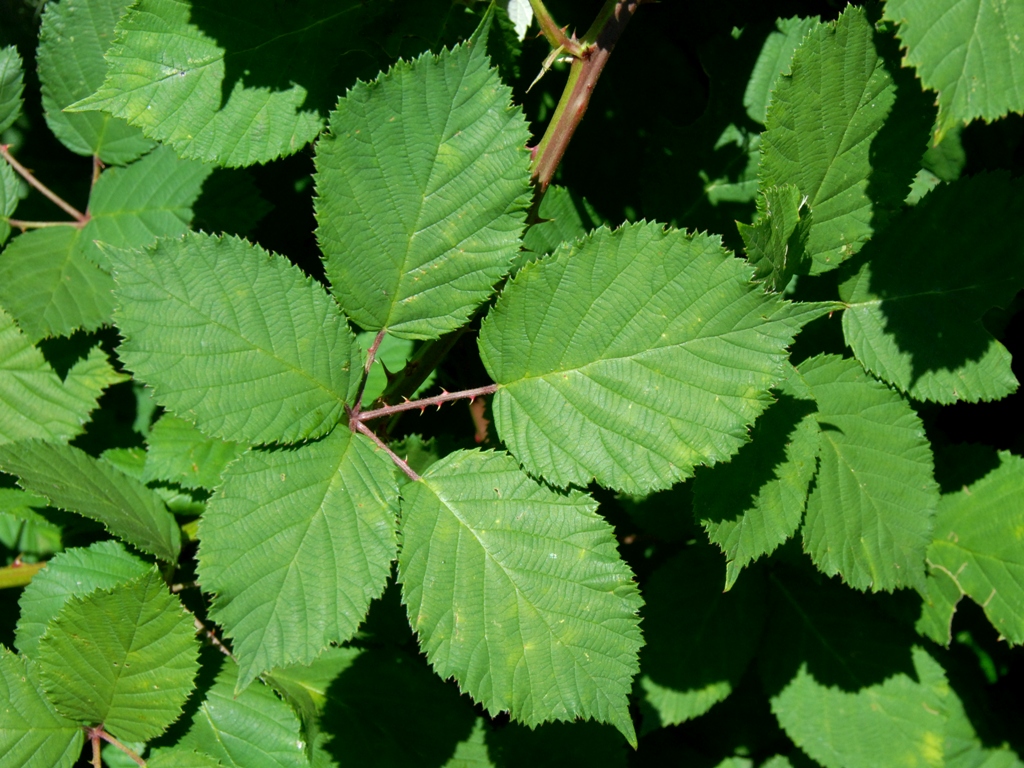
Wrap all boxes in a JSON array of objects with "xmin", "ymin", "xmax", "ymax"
[
  {"xmin": 375, "ymin": 323, "xmax": 470, "ymax": 412},
  {"xmin": 530, "ymin": 0, "xmax": 641, "ymax": 200},
  {"xmin": 0, "ymin": 559, "xmax": 45, "ymax": 589},
  {"xmin": 92, "ymin": 154, "xmax": 103, "ymax": 187},
  {"xmin": 529, "ymin": 0, "xmax": 583, "ymax": 56},
  {"xmin": 351, "ymin": 327, "xmax": 388, "ymax": 416},
  {"xmin": 194, "ymin": 616, "xmax": 234, "ymax": 659},
  {"xmin": 5, "ymin": 218, "xmax": 79, "ymax": 231},
  {"xmin": 0, "ymin": 144, "xmax": 89, "ymax": 224},
  {"xmin": 93, "ymin": 727, "xmax": 146, "ymax": 767},
  {"xmin": 90, "ymin": 730, "xmax": 101, "ymax": 768},
  {"xmin": 358, "ymin": 384, "xmax": 498, "ymax": 422},
  {"xmin": 355, "ymin": 421, "xmax": 421, "ymax": 482}
]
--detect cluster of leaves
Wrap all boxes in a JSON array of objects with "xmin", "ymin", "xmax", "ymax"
[{"xmin": 1, "ymin": 0, "xmax": 1023, "ymax": 766}]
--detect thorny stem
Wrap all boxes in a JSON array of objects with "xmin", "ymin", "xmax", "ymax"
[
  {"xmin": 375, "ymin": 323, "xmax": 470, "ymax": 414},
  {"xmin": 90, "ymin": 730, "xmax": 101, "ymax": 768},
  {"xmin": 194, "ymin": 616, "xmax": 234, "ymax": 659},
  {"xmin": 351, "ymin": 327, "xmax": 388, "ymax": 417},
  {"xmin": 87, "ymin": 726, "xmax": 146, "ymax": 767},
  {"xmin": 0, "ymin": 144, "xmax": 89, "ymax": 225},
  {"xmin": 355, "ymin": 421, "xmax": 421, "ymax": 481},
  {"xmin": 529, "ymin": 0, "xmax": 583, "ymax": 56},
  {"xmin": 358, "ymin": 384, "xmax": 498, "ymax": 423}
]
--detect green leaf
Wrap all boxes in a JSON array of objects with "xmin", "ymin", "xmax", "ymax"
[
  {"xmin": 737, "ymin": 183, "xmax": 812, "ymax": 292},
  {"xmin": 694, "ymin": 373, "xmax": 820, "ymax": 591},
  {"xmin": 0, "ymin": 227, "xmax": 114, "ymax": 343},
  {"xmin": 797, "ymin": 355, "xmax": 938, "ymax": 591},
  {"xmin": 0, "ymin": 487, "xmax": 61, "ymax": 560},
  {"xmin": 0, "ymin": 159, "xmax": 19, "ymax": 246},
  {"xmin": 142, "ymin": 414, "xmax": 244, "ymax": 490},
  {"xmin": 178, "ymin": 655, "xmax": 309, "ymax": 768},
  {"xmin": 840, "ymin": 173, "xmax": 1024, "ymax": 403},
  {"xmin": 0, "ymin": 440, "xmax": 181, "ymax": 562},
  {"xmin": 110, "ymin": 232, "xmax": 360, "ymax": 444},
  {"xmin": 69, "ymin": 0, "xmax": 381, "ymax": 166},
  {"xmin": 314, "ymin": 18, "xmax": 532, "ymax": 339},
  {"xmin": 198, "ymin": 428, "xmax": 398, "ymax": 691},
  {"xmin": 0, "ymin": 309, "xmax": 123, "ymax": 444},
  {"xmin": 0, "ymin": 45, "xmax": 25, "ymax": 134},
  {"xmin": 147, "ymin": 748, "xmax": 225, "ymax": 768},
  {"xmin": 16, "ymin": 540, "xmax": 150, "ymax": 658},
  {"xmin": 520, "ymin": 184, "xmax": 602, "ymax": 258},
  {"xmin": 758, "ymin": 6, "xmax": 933, "ymax": 274},
  {"xmin": 398, "ymin": 449, "xmax": 643, "ymax": 744},
  {"xmin": 915, "ymin": 567, "xmax": 962, "ymax": 647},
  {"xmin": 37, "ymin": 570, "xmax": 199, "ymax": 742},
  {"xmin": 742, "ymin": 16, "xmax": 819, "ymax": 125},
  {"xmin": 479, "ymin": 222, "xmax": 831, "ymax": 494},
  {"xmin": 927, "ymin": 451, "xmax": 1024, "ymax": 645},
  {"xmin": 37, "ymin": 0, "xmax": 154, "ymax": 164},
  {"xmin": 636, "ymin": 547, "xmax": 767, "ymax": 732},
  {"xmin": 883, "ymin": 0, "xmax": 1024, "ymax": 140},
  {"xmin": 0, "ymin": 648, "xmax": 83, "ymax": 768}
]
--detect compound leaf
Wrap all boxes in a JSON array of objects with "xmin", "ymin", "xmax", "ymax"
[
  {"xmin": 883, "ymin": 0, "xmax": 1024, "ymax": 140},
  {"xmin": 198, "ymin": 428, "xmax": 398, "ymax": 691},
  {"xmin": 16, "ymin": 540, "xmax": 150, "ymax": 658},
  {"xmin": 110, "ymin": 232, "xmax": 360, "ymax": 445},
  {"xmin": 927, "ymin": 450, "xmax": 1024, "ymax": 645},
  {"xmin": 797, "ymin": 355, "xmax": 937, "ymax": 591},
  {"xmin": 841, "ymin": 173, "xmax": 1024, "ymax": 403},
  {"xmin": 743, "ymin": 16, "xmax": 819, "ymax": 125},
  {"xmin": 142, "ymin": 414, "xmax": 244, "ymax": 490},
  {"xmin": 0, "ymin": 648, "xmax": 83, "ymax": 768},
  {"xmin": 69, "ymin": 0, "xmax": 379, "ymax": 166},
  {"xmin": 479, "ymin": 222, "xmax": 831, "ymax": 494},
  {"xmin": 315, "ymin": 19, "xmax": 531, "ymax": 339},
  {"xmin": 0, "ymin": 45, "xmax": 25, "ymax": 134},
  {"xmin": 37, "ymin": 0, "xmax": 154, "ymax": 164},
  {"xmin": 0, "ymin": 308, "xmax": 123, "ymax": 445},
  {"xmin": 0, "ymin": 440, "xmax": 181, "ymax": 562},
  {"xmin": 758, "ymin": 6, "xmax": 933, "ymax": 274},
  {"xmin": 398, "ymin": 450, "xmax": 643, "ymax": 745},
  {"xmin": 636, "ymin": 546, "xmax": 767, "ymax": 732},
  {"xmin": 37, "ymin": 570, "xmax": 199, "ymax": 742}
]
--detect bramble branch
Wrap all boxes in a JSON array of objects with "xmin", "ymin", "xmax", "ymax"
[
  {"xmin": 355, "ymin": 420, "xmax": 421, "ymax": 481},
  {"xmin": 1, "ymin": 144, "xmax": 89, "ymax": 225},
  {"xmin": 86, "ymin": 726, "xmax": 145, "ymax": 767},
  {"xmin": 357, "ymin": 384, "xmax": 498, "ymax": 422}
]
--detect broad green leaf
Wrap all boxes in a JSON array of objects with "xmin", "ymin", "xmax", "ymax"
[
  {"xmin": 743, "ymin": 16, "xmax": 819, "ymax": 124},
  {"xmin": 636, "ymin": 547, "xmax": 767, "ymax": 732},
  {"xmin": 0, "ymin": 440, "xmax": 181, "ymax": 562},
  {"xmin": 0, "ymin": 227, "xmax": 114, "ymax": 342},
  {"xmin": 178, "ymin": 655, "xmax": 309, "ymax": 768},
  {"xmin": 694, "ymin": 375, "xmax": 820, "ymax": 591},
  {"xmin": 520, "ymin": 185, "xmax": 602, "ymax": 258},
  {"xmin": 69, "ymin": 0, "xmax": 382, "ymax": 166},
  {"xmin": 142, "ymin": 414, "xmax": 244, "ymax": 490},
  {"xmin": 0, "ymin": 309, "xmax": 123, "ymax": 444},
  {"xmin": 314, "ymin": 20, "xmax": 531, "ymax": 339},
  {"xmin": 841, "ymin": 173, "xmax": 1024, "ymax": 403},
  {"xmin": 737, "ymin": 183, "xmax": 812, "ymax": 291},
  {"xmin": 37, "ymin": 0, "xmax": 154, "ymax": 163},
  {"xmin": 398, "ymin": 450, "xmax": 643, "ymax": 744},
  {"xmin": 927, "ymin": 451, "xmax": 1024, "ymax": 644},
  {"xmin": 479, "ymin": 222, "xmax": 831, "ymax": 494},
  {"xmin": 0, "ymin": 46, "xmax": 25, "ymax": 134},
  {"xmin": 0, "ymin": 648, "xmax": 83, "ymax": 768},
  {"xmin": 16, "ymin": 540, "xmax": 150, "ymax": 658},
  {"xmin": 772, "ymin": 646, "xmax": 948, "ymax": 768},
  {"xmin": 110, "ymin": 232, "xmax": 360, "ymax": 444},
  {"xmin": 883, "ymin": 0, "xmax": 1024, "ymax": 140},
  {"xmin": 198, "ymin": 428, "xmax": 398, "ymax": 691},
  {"xmin": 0, "ymin": 487, "xmax": 61, "ymax": 560},
  {"xmin": 797, "ymin": 355, "xmax": 937, "ymax": 591},
  {"xmin": 38, "ymin": 570, "xmax": 199, "ymax": 742},
  {"xmin": 0, "ymin": 160, "xmax": 19, "ymax": 246},
  {"xmin": 758, "ymin": 5, "xmax": 933, "ymax": 274}
]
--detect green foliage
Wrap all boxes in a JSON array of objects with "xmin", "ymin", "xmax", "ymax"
[{"xmin": 1, "ymin": 0, "xmax": 1023, "ymax": 765}]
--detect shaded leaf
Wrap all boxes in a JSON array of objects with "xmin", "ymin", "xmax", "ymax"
[
  {"xmin": 0, "ymin": 160, "xmax": 19, "ymax": 246},
  {"xmin": 743, "ymin": 17, "xmax": 819, "ymax": 125},
  {"xmin": 520, "ymin": 185, "xmax": 602, "ymax": 259},
  {"xmin": 198, "ymin": 429, "xmax": 398, "ymax": 691},
  {"xmin": 915, "ymin": 567, "xmax": 962, "ymax": 647},
  {"xmin": 110, "ymin": 232, "xmax": 360, "ymax": 444},
  {"xmin": 398, "ymin": 450, "xmax": 642, "ymax": 744},
  {"xmin": 0, "ymin": 648, "xmax": 83, "ymax": 768},
  {"xmin": 37, "ymin": 0, "xmax": 154, "ymax": 163},
  {"xmin": 0, "ymin": 46, "xmax": 25, "ymax": 134},
  {"xmin": 480, "ymin": 222, "xmax": 831, "ymax": 494},
  {"xmin": 841, "ymin": 173, "xmax": 1024, "ymax": 403},
  {"xmin": 38, "ymin": 570, "xmax": 199, "ymax": 742},
  {"xmin": 142, "ymin": 414, "xmax": 244, "ymax": 490},
  {"xmin": 315, "ymin": 17, "xmax": 531, "ymax": 339},
  {"xmin": 0, "ymin": 440, "xmax": 181, "ymax": 562}
]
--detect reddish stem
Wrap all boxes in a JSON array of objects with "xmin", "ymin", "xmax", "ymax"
[
  {"xmin": 194, "ymin": 616, "xmax": 234, "ymax": 659},
  {"xmin": 351, "ymin": 328, "xmax": 388, "ymax": 416},
  {"xmin": 530, "ymin": 0, "xmax": 583, "ymax": 56},
  {"xmin": 357, "ymin": 384, "xmax": 498, "ymax": 423},
  {"xmin": 91, "ymin": 727, "xmax": 146, "ymax": 767},
  {"xmin": 0, "ymin": 144, "xmax": 89, "ymax": 225},
  {"xmin": 355, "ymin": 421, "xmax": 421, "ymax": 481}
]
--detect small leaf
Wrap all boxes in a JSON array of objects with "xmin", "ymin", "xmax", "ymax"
[
  {"xmin": 841, "ymin": 173, "xmax": 1024, "ymax": 403},
  {"xmin": 315, "ymin": 18, "xmax": 531, "ymax": 339},
  {"xmin": 398, "ymin": 449, "xmax": 643, "ymax": 744},
  {"xmin": 38, "ymin": 570, "xmax": 199, "ymax": 742},
  {"xmin": 142, "ymin": 414, "xmax": 244, "ymax": 490},
  {"xmin": 0, "ymin": 648, "xmax": 83, "ymax": 768},
  {"xmin": 742, "ymin": 17, "xmax": 819, "ymax": 125},
  {"xmin": 797, "ymin": 355, "xmax": 938, "ymax": 591},
  {"xmin": 883, "ymin": 0, "xmax": 1024, "ymax": 140},
  {"xmin": 915, "ymin": 567, "xmax": 962, "ymax": 647},
  {"xmin": 110, "ymin": 232, "xmax": 360, "ymax": 444},
  {"xmin": 37, "ymin": 0, "xmax": 154, "ymax": 163},
  {"xmin": 0, "ymin": 440, "xmax": 181, "ymax": 562},
  {"xmin": 0, "ymin": 309, "xmax": 123, "ymax": 445},
  {"xmin": 927, "ymin": 451, "xmax": 1024, "ymax": 645},
  {"xmin": 737, "ymin": 183, "xmax": 812, "ymax": 291},
  {"xmin": 16, "ymin": 540, "xmax": 150, "ymax": 658},
  {"xmin": 479, "ymin": 222, "xmax": 831, "ymax": 494},
  {"xmin": 0, "ymin": 45, "xmax": 25, "ymax": 134},
  {"xmin": 0, "ymin": 159, "xmax": 19, "ymax": 246},
  {"xmin": 198, "ymin": 428, "xmax": 398, "ymax": 691}
]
